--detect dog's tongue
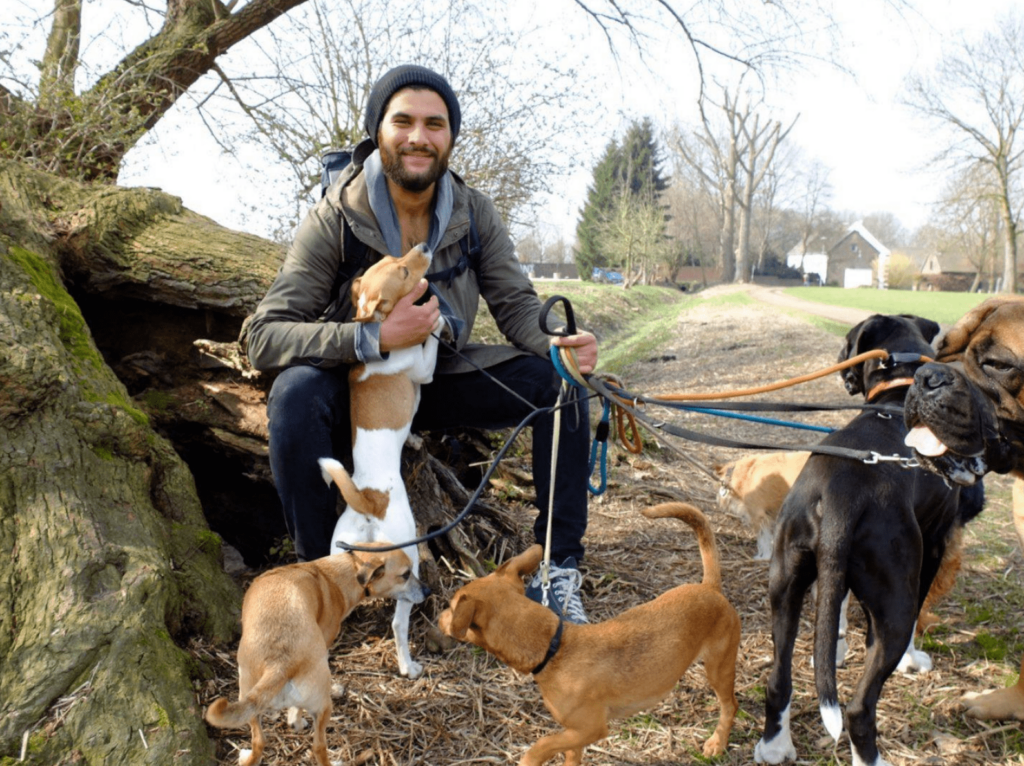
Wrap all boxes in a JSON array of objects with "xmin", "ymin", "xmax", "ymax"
[{"xmin": 904, "ymin": 425, "xmax": 948, "ymax": 457}]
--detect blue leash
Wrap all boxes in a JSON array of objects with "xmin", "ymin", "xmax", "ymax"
[
  {"xmin": 549, "ymin": 345, "xmax": 609, "ymax": 495},
  {"xmin": 679, "ymin": 406, "xmax": 835, "ymax": 434}
]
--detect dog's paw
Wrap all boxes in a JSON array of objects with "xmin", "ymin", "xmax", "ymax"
[
  {"xmin": 400, "ymin": 659, "xmax": 424, "ymax": 679},
  {"xmin": 754, "ymin": 732, "xmax": 796, "ymax": 764},
  {"xmin": 961, "ymin": 686, "xmax": 1024, "ymax": 721},
  {"xmin": 331, "ymin": 682, "xmax": 346, "ymax": 699},
  {"xmin": 896, "ymin": 646, "xmax": 933, "ymax": 674}
]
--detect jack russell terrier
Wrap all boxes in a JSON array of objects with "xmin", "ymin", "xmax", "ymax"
[
  {"xmin": 439, "ymin": 502, "xmax": 741, "ymax": 765},
  {"xmin": 205, "ymin": 547, "xmax": 427, "ymax": 766},
  {"xmin": 319, "ymin": 243, "xmax": 440, "ymax": 680}
]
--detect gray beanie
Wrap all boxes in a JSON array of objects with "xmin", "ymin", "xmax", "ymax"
[{"xmin": 364, "ymin": 65, "xmax": 461, "ymax": 146}]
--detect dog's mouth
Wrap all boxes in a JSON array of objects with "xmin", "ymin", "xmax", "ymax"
[{"xmin": 904, "ymin": 423, "xmax": 988, "ymax": 485}]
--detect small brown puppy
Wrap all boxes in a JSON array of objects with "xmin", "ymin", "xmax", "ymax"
[
  {"xmin": 205, "ymin": 547, "xmax": 427, "ymax": 766},
  {"xmin": 439, "ymin": 502, "xmax": 741, "ymax": 766},
  {"xmin": 714, "ymin": 451, "xmax": 810, "ymax": 559}
]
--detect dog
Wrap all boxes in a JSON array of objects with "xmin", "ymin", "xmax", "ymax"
[
  {"xmin": 317, "ymin": 243, "xmax": 440, "ymax": 680},
  {"xmin": 755, "ymin": 314, "xmax": 972, "ymax": 766},
  {"xmin": 439, "ymin": 502, "xmax": 741, "ymax": 765},
  {"xmin": 204, "ymin": 547, "xmax": 427, "ymax": 766},
  {"xmin": 714, "ymin": 451, "xmax": 810, "ymax": 559},
  {"xmin": 903, "ymin": 295, "xmax": 1024, "ymax": 721}
]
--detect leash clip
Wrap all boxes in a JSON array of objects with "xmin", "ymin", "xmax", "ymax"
[{"xmin": 864, "ymin": 451, "xmax": 921, "ymax": 469}]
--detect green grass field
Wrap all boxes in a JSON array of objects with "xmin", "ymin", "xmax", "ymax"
[{"xmin": 782, "ymin": 286, "xmax": 993, "ymax": 325}]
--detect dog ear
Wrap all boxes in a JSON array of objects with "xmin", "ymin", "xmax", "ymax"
[
  {"xmin": 911, "ymin": 316, "xmax": 941, "ymax": 345},
  {"xmin": 936, "ymin": 297, "xmax": 1024, "ymax": 362},
  {"xmin": 356, "ymin": 557, "xmax": 387, "ymax": 588},
  {"xmin": 838, "ymin": 320, "xmax": 868, "ymax": 396},
  {"xmin": 497, "ymin": 544, "xmax": 544, "ymax": 582},
  {"xmin": 354, "ymin": 295, "xmax": 381, "ymax": 322},
  {"xmin": 447, "ymin": 595, "xmax": 482, "ymax": 640}
]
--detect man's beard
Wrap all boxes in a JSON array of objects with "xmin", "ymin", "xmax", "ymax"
[{"xmin": 380, "ymin": 143, "xmax": 450, "ymax": 192}]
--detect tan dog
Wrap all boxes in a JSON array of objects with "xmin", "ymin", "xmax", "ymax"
[
  {"xmin": 320, "ymin": 243, "xmax": 439, "ymax": 679},
  {"xmin": 205, "ymin": 547, "xmax": 427, "ymax": 766},
  {"xmin": 714, "ymin": 451, "xmax": 810, "ymax": 559},
  {"xmin": 905, "ymin": 295, "xmax": 1024, "ymax": 721},
  {"xmin": 439, "ymin": 502, "xmax": 741, "ymax": 765}
]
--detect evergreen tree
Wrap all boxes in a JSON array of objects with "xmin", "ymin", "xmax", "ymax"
[{"xmin": 574, "ymin": 118, "xmax": 670, "ymax": 279}]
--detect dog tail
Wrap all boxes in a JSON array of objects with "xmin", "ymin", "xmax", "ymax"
[
  {"xmin": 205, "ymin": 667, "xmax": 289, "ymax": 729},
  {"xmin": 318, "ymin": 457, "xmax": 386, "ymax": 518},
  {"xmin": 642, "ymin": 502, "xmax": 722, "ymax": 590}
]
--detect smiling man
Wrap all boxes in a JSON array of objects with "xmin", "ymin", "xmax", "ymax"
[{"xmin": 245, "ymin": 65, "xmax": 598, "ymax": 626}]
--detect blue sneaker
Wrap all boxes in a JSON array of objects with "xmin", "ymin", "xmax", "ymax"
[{"xmin": 525, "ymin": 557, "xmax": 589, "ymax": 624}]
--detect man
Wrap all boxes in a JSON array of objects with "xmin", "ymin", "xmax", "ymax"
[{"xmin": 245, "ymin": 65, "xmax": 597, "ymax": 623}]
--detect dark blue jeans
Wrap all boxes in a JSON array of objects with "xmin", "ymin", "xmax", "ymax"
[{"xmin": 266, "ymin": 354, "xmax": 590, "ymax": 562}]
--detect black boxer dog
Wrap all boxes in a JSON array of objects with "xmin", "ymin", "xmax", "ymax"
[{"xmin": 755, "ymin": 314, "xmax": 968, "ymax": 766}]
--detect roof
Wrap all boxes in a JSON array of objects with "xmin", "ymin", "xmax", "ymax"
[{"xmin": 846, "ymin": 221, "xmax": 891, "ymax": 258}]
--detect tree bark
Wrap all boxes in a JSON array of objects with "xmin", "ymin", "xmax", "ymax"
[{"xmin": 1, "ymin": 161, "xmax": 243, "ymax": 764}]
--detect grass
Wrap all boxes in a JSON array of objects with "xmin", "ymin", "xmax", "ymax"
[{"xmin": 783, "ymin": 286, "xmax": 992, "ymax": 325}]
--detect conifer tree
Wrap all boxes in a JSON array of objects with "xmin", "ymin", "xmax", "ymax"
[{"xmin": 574, "ymin": 118, "xmax": 669, "ymax": 279}]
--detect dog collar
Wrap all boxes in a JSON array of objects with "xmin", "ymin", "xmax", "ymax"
[
  {"xmin": 866, "ymin": 377, "xmax": 915, "ymax": 403},
  {"xmin": 531, "ymin": 619, "xmax": 564, "ymax": 675}
]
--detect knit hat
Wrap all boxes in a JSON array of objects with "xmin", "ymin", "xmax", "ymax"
[{"xmin": 364, "ymin": 65, "xmax": 461, "ymax": 146}]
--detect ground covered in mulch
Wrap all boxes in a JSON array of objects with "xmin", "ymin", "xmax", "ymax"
[{"xmin": 194, "ymin": 289, "xmax": 1024, "ymax": 765}]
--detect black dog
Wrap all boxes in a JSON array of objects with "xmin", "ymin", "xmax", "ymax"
[{"xmin": 755, "ymin": 314, "xmax": 969, "ymax": 766}]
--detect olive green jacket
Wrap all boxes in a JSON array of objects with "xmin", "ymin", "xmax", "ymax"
[{"xmin": 245, "ymin": 162, "xmax": 552, "ymax": 375}]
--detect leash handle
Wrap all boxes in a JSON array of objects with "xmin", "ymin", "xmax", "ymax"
[{"xmin": 539, "ymin": 295, "xmax": 577, "ymax": 337}]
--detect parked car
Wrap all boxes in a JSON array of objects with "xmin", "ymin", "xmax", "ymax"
[{"xmin": 592, "ymin": 267, "xmax": 624, "ymax": 285}]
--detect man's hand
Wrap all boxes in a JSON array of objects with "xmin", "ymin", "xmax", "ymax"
[
  {"xmin": 551, "ymin": 331, "xmax": 598, "ymax": 375},
  {"xmin": 379, "ymin": 279, "xmax": 440, "ymax": 352}
]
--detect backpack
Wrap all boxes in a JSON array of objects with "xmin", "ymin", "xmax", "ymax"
[{"xmin": 237, "ymin": 150, "xmax": 480, "ymax": 356}]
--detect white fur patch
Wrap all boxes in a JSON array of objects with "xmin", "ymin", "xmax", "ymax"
[
  {"xmin": 897, "ymin": 628, "xmax": 933, "ymax": 673},
  {"xmin": 754, "ymin": 702, "xmax": 797, "ymax": 764},
  {"xmin": 820, "ymin": 700, "xmax": 843, "ymax": 741}
]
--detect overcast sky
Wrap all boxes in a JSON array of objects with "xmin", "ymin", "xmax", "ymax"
[{"xmin": 106, "ymin": 0, "xmax": 1021, "ymax": 244}]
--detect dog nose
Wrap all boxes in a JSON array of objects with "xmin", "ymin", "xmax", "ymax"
[{"xmin": 916, "ymin": 363, "xmax": 955, "ymax": 391}]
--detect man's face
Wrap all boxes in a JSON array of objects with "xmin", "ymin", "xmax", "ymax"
[{"xmin": 378, "ymin": 87, "xmax": 452, "ymax": 193}]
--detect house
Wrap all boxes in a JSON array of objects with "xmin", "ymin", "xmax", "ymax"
[
  {"xmin": 828, "ymin": 222, "xmax": 890, "ymax": 288},
  {"xmin": 918, "ymin": 250, "xmax": 983, "ymax": 291},
  {"xmin": 786, "ymin": 222, "xmax": 890, "ymax": 288}
]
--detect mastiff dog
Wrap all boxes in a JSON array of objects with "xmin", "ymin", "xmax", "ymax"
[{"xmin": 904, "ymin": 295, "xmax": 1024, "ymax": 721}]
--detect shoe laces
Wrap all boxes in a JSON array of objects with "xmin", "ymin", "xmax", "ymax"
[{"xmin": 546, "ymin": 564, "xmax": 587, "ymax": 623}]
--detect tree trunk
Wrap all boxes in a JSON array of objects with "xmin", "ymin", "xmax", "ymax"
[{"xmin": 1, "ymin": 161, "xmax": 242, "ymax": 765}]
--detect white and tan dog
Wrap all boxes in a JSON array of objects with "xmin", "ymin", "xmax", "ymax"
[
  {"xmin": 205, "ymin": 547, "xmax": 427, "ymax": 766},
  {"xmin": 319, "ymin": 243, "xmax": 439, "ymax": 679},
  {"xmin": 714, "ymin": 451, "xmax": 810, "ymax": 559},
  {"xmin": 439, "ymin": 503, "xmax": 741, "ymax": 765}
]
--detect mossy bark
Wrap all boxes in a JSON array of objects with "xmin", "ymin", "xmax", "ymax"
[{"xmin": 0, "ymin": 161, "xmax": 243, "ymax": 765}]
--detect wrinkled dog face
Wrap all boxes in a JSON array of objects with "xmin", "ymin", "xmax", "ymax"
[{"xmin": 904, "ymin": 297, "xmax": 1024, "ymax": 483}]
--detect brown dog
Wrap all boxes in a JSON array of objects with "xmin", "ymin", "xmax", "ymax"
[
  {"xmin": 715, "ymin": 451, "xmax": 810, "ymax": 559},
  {"xmin": 205, "ymin": 547, "xmax": 428, "ymax": 766},
  {"xmin": 439, "ymin": 502, "xmax": 741, "ymax": 765},
  {"xmin": 904, "ymin": 295, "xmax": 1024, "ymax": 721}
]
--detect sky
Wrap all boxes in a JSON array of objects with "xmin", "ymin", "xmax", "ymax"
[{"xmin": 11, "ymin": 0, "xmax": 1019, "ymax": 246}]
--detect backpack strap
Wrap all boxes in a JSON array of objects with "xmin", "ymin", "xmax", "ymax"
[{"xmin": 426, "ymin": 205, "xmax": 480, "ymax": 287}]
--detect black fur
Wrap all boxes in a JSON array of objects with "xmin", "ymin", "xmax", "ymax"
[{"xmin": 756, "ymin": 315, "xmax": 976, "ymax": 766}]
